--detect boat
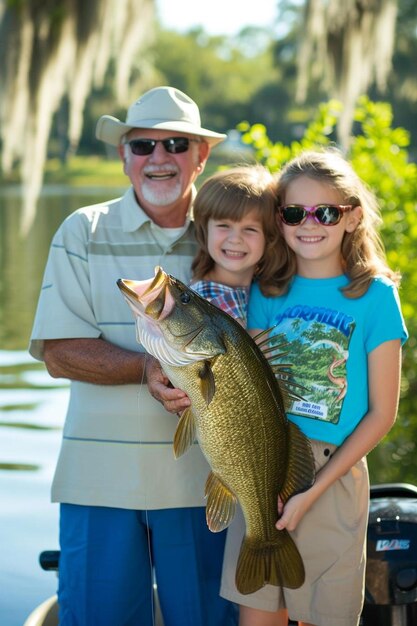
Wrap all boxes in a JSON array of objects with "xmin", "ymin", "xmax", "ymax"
[
  {"xmin": 24, "ymin": 484, "xmax": 417, "ymax": 626},
  {"xmin": 23, "ymin": 551, "xmax": 164, "ymax": 626}
]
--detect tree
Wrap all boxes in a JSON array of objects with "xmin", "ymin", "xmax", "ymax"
[
  {"xmin": 151, "ymin": 26, "xmax": 279, "ymax": 136},
  {"xmin": 295, "ymin": 0, "xmax": 399, "ymax": 146},
  {"xmin": 0, "ymin": 0, "xmax": 155, "ymax": 234}
]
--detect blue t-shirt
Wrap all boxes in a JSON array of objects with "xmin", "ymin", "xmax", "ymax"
[{"xmin": 248, "ymin": 275, "xmax": 408, "ymax": 446}]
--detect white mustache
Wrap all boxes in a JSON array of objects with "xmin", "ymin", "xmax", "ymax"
[{"xmin": 144, "ymin": 165, "xmax": 179, "ymax": 175}]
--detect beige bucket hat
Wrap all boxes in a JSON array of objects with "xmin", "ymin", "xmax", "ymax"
[{"xmin": 95, "ymin": 86, "xmax": 227, "ymax": 147}]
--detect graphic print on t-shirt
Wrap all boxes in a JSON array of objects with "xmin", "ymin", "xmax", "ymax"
[{"xmin": 270, "ymin": 303, "xmax": 355, "ymax": 424}]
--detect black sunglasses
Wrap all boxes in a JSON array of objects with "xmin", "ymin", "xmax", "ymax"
[
  {"xmin": 279, "ymin": 204, "xmax": 354, "ymax": 226},
  {"xmin": 125, "ymin": 137, "xmax": 200, "ymax": 156}
]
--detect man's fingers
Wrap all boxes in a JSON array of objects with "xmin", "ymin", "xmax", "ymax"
[
  {"xmin": 164, "ymin": 395, "xmax": 191, "ymax": 414},
  {"xmin": 148, "ymin": 381, "xmax": 191, "ymax": 414}
]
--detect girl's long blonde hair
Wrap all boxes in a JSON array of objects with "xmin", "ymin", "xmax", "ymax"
[
  {"xmin": 192, "ymin": 165, "xmax": 280, "ymax": 295},
  {"xmin": 271, "ymin": 148, "xmax": 400, "ymax": 298}
]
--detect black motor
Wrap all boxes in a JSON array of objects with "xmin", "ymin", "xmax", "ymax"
[{"xmin": 361, "ymin": 483, "xmax": 417, "ymax": 626}]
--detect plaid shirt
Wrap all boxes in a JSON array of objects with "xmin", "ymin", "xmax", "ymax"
[{"xmin": 190, "ymin": 280, "xmax": 250, "ymax": 326}]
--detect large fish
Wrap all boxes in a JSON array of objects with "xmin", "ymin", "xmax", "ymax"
[{"xmin": 117, "ymin": 267, "xmax": 315, "ymax": 594}]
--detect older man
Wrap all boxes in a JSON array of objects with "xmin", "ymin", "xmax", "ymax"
[{"xmin": 30, "ymin": 87, "xmax": 237, "ymax": 626}]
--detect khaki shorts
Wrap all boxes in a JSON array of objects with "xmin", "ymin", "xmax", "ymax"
[{"xmin": 220, "ymin": 440, "xmax": 369, "ymax": 626}]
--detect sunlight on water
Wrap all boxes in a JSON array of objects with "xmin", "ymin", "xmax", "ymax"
[
  {"xmin": 0, "ymin": 350, "xmax": 69, "ymax": 625},
  {"xmin": 0, "ymin": 185, "xmax": 125, "ymax": 624}
]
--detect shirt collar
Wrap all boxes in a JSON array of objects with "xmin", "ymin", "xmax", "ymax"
[{"xmin": 121, "ymin": 185, "xmax": 196, "ymax": 233}]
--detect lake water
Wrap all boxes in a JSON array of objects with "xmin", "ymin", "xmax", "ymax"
[
  {"xmin": 0, "ymin": 351, "xmax": 65, "ymax": 625},
  {"xmin": 0, "ymin": 186, "xmax": 123, "ymax": 626}
]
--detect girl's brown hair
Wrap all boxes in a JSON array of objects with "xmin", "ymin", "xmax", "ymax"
[
  {"xmin": 191, "ymin": 165, "xmax": 280, "ymax": 295},
  {"xmin": 272, "ymin": 148, "xmax": 400, "ymax": 298}
]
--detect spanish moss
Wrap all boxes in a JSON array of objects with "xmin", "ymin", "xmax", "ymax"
[
  {"xmin": 296, "ymin": 0, "xmax": 398, "ymax": 147},
  {"xmin": 0, "ymin": 0, "xmax": 155, "ymax": 234}
]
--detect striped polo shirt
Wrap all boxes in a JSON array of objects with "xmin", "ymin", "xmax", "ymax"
[{"xmin": 30, "ymin": 187, "xmax": 212, "ymax": 509}]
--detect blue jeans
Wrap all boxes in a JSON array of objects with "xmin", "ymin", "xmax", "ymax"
[{"xmin": 58, "ymin": 503, "xmax": 237, "ymax": 626}]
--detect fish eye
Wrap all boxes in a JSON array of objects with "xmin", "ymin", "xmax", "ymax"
[{"xmin": 180, "ymin": 291, "xmax": 191, "ymax": 304}]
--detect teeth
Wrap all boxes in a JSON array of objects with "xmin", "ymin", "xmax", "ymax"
[
  {"xmin": 224, "ymin": 250, "xmax": 245, "ymax": 257},
  {"xmin": 147, "ymin": 173, "xmax": 175, "ymax": 180},
  {"xmin": 299, "ymin": 237, "xmax": 323, "ymax": 243}
]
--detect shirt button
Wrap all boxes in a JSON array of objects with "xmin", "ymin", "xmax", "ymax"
[{"xmin": 323, "ymin": 448, "xmax": 330, "ymax": 457}]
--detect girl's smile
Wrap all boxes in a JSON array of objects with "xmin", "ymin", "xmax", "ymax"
[
  {"xmin": 206, "ymin": 210, "xmax": 265, "ymax": 286},
  {"xmin": 297, "ymin": 235, "xmax": 325, "ymax": 244}
]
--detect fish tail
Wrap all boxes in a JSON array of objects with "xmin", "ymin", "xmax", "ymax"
[{"xmin": 235, "ymin": 531, "xmax": 305, "ymax": 595}]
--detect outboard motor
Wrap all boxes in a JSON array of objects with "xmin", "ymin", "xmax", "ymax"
[{"xmin": 361, "ymin": 483, "xmax": 417, "ymax": 626}]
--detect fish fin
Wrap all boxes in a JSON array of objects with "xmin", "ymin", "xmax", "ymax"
[
  {"xmin": 256, "ymin": 331, "xmax": 308, "ymax": 410},
  {"xmin": 199, "ymin": 360, "xmax": 216, "ymax": 405},
  {"xmin": 269, "ymin": 367, "xmax": 309, "ymax": 410},
  {"xmin": 205, "ymin": 471, "xmax": 237, "ymax": 532},
  {"xmin": 173, "ymin": 407, "xmax": 196, "ymax": 458},
  {"xmin": 280, "ymin": 421, "xmax": 316, "ymax": 504},
  {"xmin": 235, "ymin": 530, "xmax": 305, "ymax": 595}
]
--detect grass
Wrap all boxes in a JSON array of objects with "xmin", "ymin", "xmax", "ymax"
[
  {"xmin": 44, "ymin": 155, "xmax": 129, "ymax": 186},
  {"xmin": 1, "ymin": 151, "xmax": 251, "ymax": 188}
]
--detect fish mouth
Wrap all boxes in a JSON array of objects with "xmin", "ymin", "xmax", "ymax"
[
  {"xmin": 118, "ymin": 268, "xmax": 205, "ymax": 346},
  {"xmin": 117, "ymin": 267, "xmax": 172, "ymax": 320},
  {"xmin": 117, "ymin": 267, "xmax": 210, "ymax": 366}
]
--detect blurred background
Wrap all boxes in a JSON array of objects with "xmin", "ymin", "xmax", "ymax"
[{"xmin": 1, "ymin": 0, "xmax": 416, "ymax": 623}]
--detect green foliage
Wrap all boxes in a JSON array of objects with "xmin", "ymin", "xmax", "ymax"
[
  {"xmin": 240, "ymin": 96, "xmax": 417, "ymax": 484},
  {"xmin": 238, "ymin": 99, "xmax": 343, "ymax": 171},
  {"xmin": 151, "ymin": 28, "xmax": 279, "ymax": 134}
]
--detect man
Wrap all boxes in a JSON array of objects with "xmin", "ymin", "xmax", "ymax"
[{"xmin": 30, "ymin": 86, "xmax": 237, "ymax": 626}]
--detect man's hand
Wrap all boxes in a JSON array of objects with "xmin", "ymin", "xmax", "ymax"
[{"xmin": 145, "ymin": 356, "xmax": 191, "ymax": 414}]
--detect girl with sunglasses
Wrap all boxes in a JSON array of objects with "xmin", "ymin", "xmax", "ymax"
[{"xmin": 220, "ymin": 149, "xmax": 408, "ymax": 626}]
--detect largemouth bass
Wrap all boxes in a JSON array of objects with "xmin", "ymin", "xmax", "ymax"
[{"xmin": 117, "ymin": 267, "xmax": 315, "ymax": 594}]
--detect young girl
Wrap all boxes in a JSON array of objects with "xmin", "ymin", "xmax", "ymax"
[
  {"xmin": 190, "ymin": 165, "xmax": 279, "ymax": 326},
  {"xmin": 220, "ymin": 149, "xmax": 408, "ymax": 626}
]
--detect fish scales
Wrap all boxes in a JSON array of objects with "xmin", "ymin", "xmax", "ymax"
[
  {"xmin": 166, "ymin": 336, "xmax": 286, "ymax": 537},
  {"xmin": 117, "ymin": 267, "xmax": 315, "ymax": 595}
]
